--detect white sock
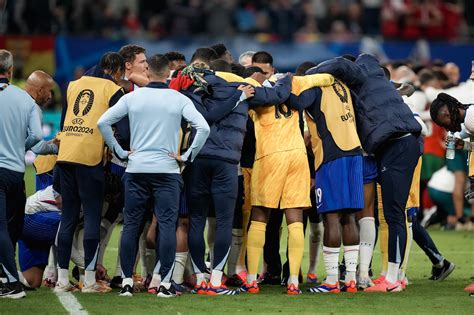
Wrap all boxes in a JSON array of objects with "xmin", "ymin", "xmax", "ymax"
[
  {"xmin": 161, "ymin": 282, "xmax": 171, "ymax": 289},
  {"xmin": 58, "ymin": 268, "xmax": 69, "ymax": 285},
  {"xmin": 78, "ymin": 268, "xmax": 85, "ymax": 284},
  {"xmin": 210, "ymin": 270, "xmax": 223, "ymax": 287},
  {"xmin": 323, "ymin": 246, "xmax": 340, "ymax": 285},
  {"xmin": 149, "ymin": 273, "xmax": 161, "ymax": 288},
  {"xmin": 227, "ymin": 229, "xmax": 243, "ymax": 276},
  {"xmin": 122, "ymin": 277, "xmax": 133, "ymax": 288},
  {"xmin": 344, "ymin": 245, "xmax": 359, "ymax": 282},
  {"xmin": 206, "ymin": 218, "xmax": 216, "ymax": 268},
  {"xmin": 288, "ymin": 275, "xmax": 299, "ymax": 286},
  {"xmin": 172, "ymin": 252, "xmax": 188, "ymax": 284},
  {"xmin": 196, "ymin": 273, "xmax": 206, "ymax": 284},
  {"xmin": 386, "ymin": 262, "xmax": 400, "ymax": 284},
  {"xmin": 358, "ymin": 217, "xmax": 376, "ymax": 278},
  {"xmin": 308, "ymin": 222, "xmax": 323, "ymax": 274},
  {"xmin": 247, "ymin": 274, "xmax": 257, "ymax": 283},
  {"xmin": 84, "ymin": 270, "xmax": 96, "ymax": 287}
]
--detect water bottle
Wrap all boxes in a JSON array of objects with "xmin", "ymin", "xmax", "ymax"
[{"xmin": 446, "ymin": 132, "xmax": 455, "ymax": 160}]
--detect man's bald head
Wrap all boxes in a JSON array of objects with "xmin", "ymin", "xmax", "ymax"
[{"xmin": 25, "ymin": 70, "xmax": 55, "ymax": 106}]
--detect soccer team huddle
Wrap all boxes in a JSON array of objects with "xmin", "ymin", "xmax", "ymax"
[{"xmin": 1, "ymin": 43, "xmax": 473, "ymax": 300}]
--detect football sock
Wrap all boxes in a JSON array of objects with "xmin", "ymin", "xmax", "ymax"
[
  {"xmin": 288, "ymin": 222, "xmax": 304, "ymax": 286},
  {"xmin": 227, "ymin": 229, "xmax": 243, "ymax": 276},
  {"xmin": 206, "ymin": 217, "xmax": 216, "ymax": 268},
  {"xmin": 358, "ymin": 217, "xmax": 376, "ymax": 278},
  {"xmin": 344, "ymin": 245, "xmax": 359, "ymax": 282},
  {"xmin": 400, "ymin": 219, "xmax": 413, "ymax": 280},
  {"xmin": 237, "ymin": 209, "xmax": 251, "ymax": 268},
  {"xmin": 149, "ymin": 273, "xmax": 161, "ymax": 288},
  {"xmin": 172, "ymin": 252, "xmax": 188, "ymax": 284},
  {"xmin": 386, "ymin": 262, "xmax": 400, "ymax": 284},
  {"xmin": 246, "ymin": 221, "xmax": 266, "ymax": 282},
  {"xmin": 195, "ymin": 273, "xmax": 206, "ymax": 284},
  {"xmin": 210, "ymin": 270, "xmax": 223, "ymax": 287},
  {"xmin": 84, "ymin": 270, "xmax": 96, "ymax": 287},
  {"xmin": 122, "ymin": 277, "xmax": 133, "ymax": 288},
  {"xmin": 323, "ymin": 246, "xmax": 339, "ymax": 285},
  {"xmin": 58, "ymin": 268, "xmax": 69, "ymax": 285}
]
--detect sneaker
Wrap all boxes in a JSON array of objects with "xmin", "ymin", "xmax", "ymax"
[
  {"xmin": 225, "ymin": 274, "xmax": 244, "ymax": 287},
  {"xmin": 110, "ymin": 276, "xmax": 123, "ymax": 289},
  {"xmin": 240, "ymin": 280, "xmax": 259, "ymax": 294},
  {"xmin": 307, "ymin": 282, "xmax": 340, "ymax": 293},
  {"xmin": 119, "ymin": 284, "xmax": 133, "ymax": 297},
  {"xmin": 400, "ymin": 277, "xmax": 408, "ymax": 290},
  {"xmin": 306, "ymin": 273, "xmax": 319, "ymax": 284},
  {"xmin": 206, "ymin": 283, "xmax": 240, "ymax": 296},
  {"xmin": 429, "ymin": 260, "xmax": 455, "ymax": 281},
  {"xmin": 191, "ymin": 281, "xmax": 207, "ymax": 295},
  {"xmin": 0, "ymin": 282, "xmax": 26, "ymax": 299},
  {"xmin": 341, "ymin": 280, "xmax": 357, "ymax": 293},
  {"xmin": 258, "ymin": 272, "xmax": 281, "ymax": 285},
  {"xmin": 287, "ymin": 283, "xmax": 302, "ymax": 295},
  {"xmin": 147, "ymin": 287, "xmax": 158, "ymax": 294},
  {"xmin": 364, "ymin": 280, "xmax": 402, "ymax": 293},
  {"xmin": 357, "ymin": 277, "xmax": 374, "ymax": 290},
  {"xmin": 372, "ymin": 275, "xmax": 386, "ymax": 285},
  {"xmin": 237, "ymin": 271, "xmax": 247, "ymax": 284},
  {"xmin": 464, "ymin": 283, "xmax": 474, "ymax": 292},
  {"xmin": 157, "ymin": 284, "xmax": 177, "ymax": 298},
  {"xmin": 170, "ymin": 282, "xmax": 187, "ymax": 295},
  {"xmin": 54, "ymin": 281, "xmax": 79, "ymax": 293},
  {"xmin": 43, "ymin": 278, "xmax": 56, "ymax": 288},
  {"xmin": 82, "ymin": 281, "xmax": 112, "ymax": 293}
]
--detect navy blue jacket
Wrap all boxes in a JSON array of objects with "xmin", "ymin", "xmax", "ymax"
[
  {"xmin": 183, "ymin": 74, "xmax": 292, "ymax": 164},
  {"xmin": 307, "ymin": 54, "xmax": 421, "ymax": 154}
]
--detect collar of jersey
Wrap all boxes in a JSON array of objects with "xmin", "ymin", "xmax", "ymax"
[{"xmin": 146, "ymin": 82, "xmax": 168, "ymax": 89}]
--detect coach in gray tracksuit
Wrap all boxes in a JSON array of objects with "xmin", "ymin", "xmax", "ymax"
[
  {"xmin": 0, "ymin": 50, "xmax": 42, "ymax": 299},
  {"xmin": 98, "ymin": 54, "xmax": 210, "ymax": 297}
]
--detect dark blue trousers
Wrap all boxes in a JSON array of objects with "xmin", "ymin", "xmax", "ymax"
[
  {"xmin": 0, "ymin": 167, "xmax": 25, "ymax": 283},
  {"xmin": 376, "ymin": 134, "xmax": 420, "ymax": 265},
  {"xmin": 121, "ymin": 173, "xmax": 182, "ymax": 283},
  {"xmin": 56, "ymin": 163, "xmax": 104, "ymax": 271},
  {"xmin": 188, "ymin": 158, "xmax": 238, "ymax": 273},
  {"xmin": 412, "ymin": 217, "xmax": 443, "ymax": 265}
]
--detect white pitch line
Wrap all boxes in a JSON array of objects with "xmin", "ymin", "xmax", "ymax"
[{"xmin": 55, "ymin": 291, "xmax": 88, "ymax": 315}]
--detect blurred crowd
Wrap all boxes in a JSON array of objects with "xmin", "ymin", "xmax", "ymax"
[
  {"xmin": 1, "ymin": 0, "xmax": 472, "ymax": 42},
  {"xmin": 386, "ymin": 59, "xmax": 474, "ymax": 230}
]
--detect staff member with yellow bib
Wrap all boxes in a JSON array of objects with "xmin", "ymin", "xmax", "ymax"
[{"xmin": 54, "ymin": 53, "xmax": 125, "ymax": 294}]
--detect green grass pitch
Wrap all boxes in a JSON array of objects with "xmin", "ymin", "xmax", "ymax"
[{"xmin": 2, "ymin": 166, "xmax": 473, "ymax": 314}]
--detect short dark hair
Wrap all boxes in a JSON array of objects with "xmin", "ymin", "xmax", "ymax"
[
  {"xmin": 164, "ymin": 51, "xmax": 186, "ymax": 62},
  {"xmin": 433, "ymin": 70, "xmax": 449, "ymax": 82},
  {"xmin": 342, "ymin": 54, "xmax": 356, "ymax": 62},
  {"xmin": 243, "ymin": 66, "xmax": 264, "ymax": 78},
  {"xmin": 252, "ymin": 51, "xmax": 273, "ymax": 65},
  {"xmin": 148, "ymin": 54, "xmax": 170, "ymax": 77},
  {"xmin": 99, "ymin": 52, "xmax": 125, "ymax": 74},
  {"xmin": 210, "ymin": 59, "xmax": 232, "ymax": 72},
  {"xmin": 432, "ymin": 59, "xmax": 446, "ymax": 68},
  {"xmin": 419, "ymin": 70, "xmax": 437, "ymax": 85},
  {"xmin": 210, "ymin": 44, "xmax": 228, "ymax": 58},
  {"xmin": 231, "ymin": 63, "xmax": 245, "ymax": 77},
  {"xmin": 191, "ymin": 48, "xmax": 218, "ymax": 64},
  {"xmin": 295, "ymin": 61, "xmax": 317, "ymax": 76},
  {"xmin": 118, "ymin": 45, "xmax": 146, "ymax": 63}
]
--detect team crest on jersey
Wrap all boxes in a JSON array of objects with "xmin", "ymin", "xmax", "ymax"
[
  {"xmin": 73, "ymin": 89, "xmax": 94, "ymax": 117},
  {"xmin": 332, "ymin": 80, "xmax": 348, "ymax": 103}
]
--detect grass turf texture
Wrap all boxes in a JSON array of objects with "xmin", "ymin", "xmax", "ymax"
[{"xmin": 2, "ymin": 166, "xmax": 473, "ymax": 314}]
